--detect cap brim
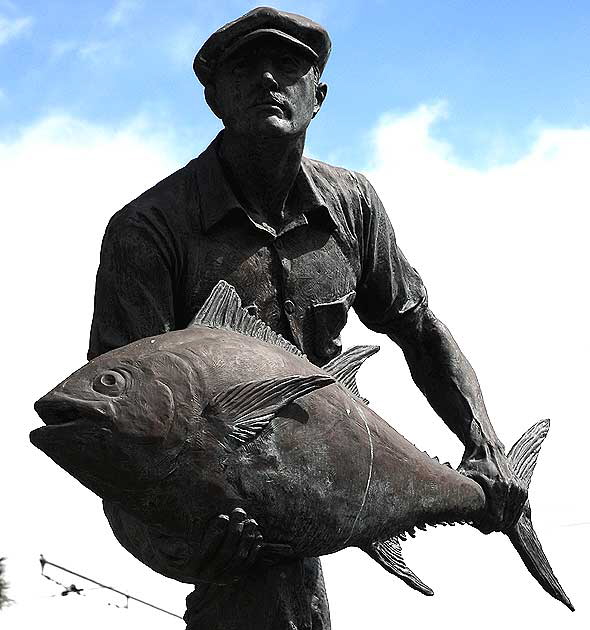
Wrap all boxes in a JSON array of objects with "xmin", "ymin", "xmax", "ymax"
[{"xmin": 218, "ymin": 28, "xmax": 319, "ymax": 67}]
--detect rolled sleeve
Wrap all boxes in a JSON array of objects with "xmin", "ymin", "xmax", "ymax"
[
  {"xmin": 88, "ymin": 209, "xmax": 176, "ymax": 359},
  {"xmin": 353, "ymin": 175, "xmax": 427, "ymax": 334}
]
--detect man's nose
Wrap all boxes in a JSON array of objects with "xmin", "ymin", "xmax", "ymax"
[
  {"xmin": 258, "ymin": 59, "xmax": 278, "ymax": 89},
  {"xmin": 260, "ymin": 69, "xmax": 279, "ymax": 89}
]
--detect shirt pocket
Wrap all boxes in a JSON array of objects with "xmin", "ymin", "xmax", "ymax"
[{"xmin": 312, "ymin": 290, "xmax": 356, "ymax": 363}]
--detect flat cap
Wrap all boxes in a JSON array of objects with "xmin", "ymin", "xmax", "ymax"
[{"xmin": 193, "ymin": 6, "xmax": 331, "ymax": 85}]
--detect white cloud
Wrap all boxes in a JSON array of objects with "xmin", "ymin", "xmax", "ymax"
[
  {"xmin": 0, "ymin": 14, "xmax": 32, "ymax": 45},
  {"xmin": 356, "ymin": 103, "xmax": 590, "ymax": 501},
  {"xmin": 364, "ymin": 103, "xmax": 590, "ymax": 337},
  {"xmin": 327, "ymin": 104, "xmax": 589, "ymax": 628},
  {"xmin": 0, "ymin": 114, "xmax": 190, "ymax": 627},
  {"xmin": 105, "ymin": 0, "xmax": 142, "ymax": 27},
  {"xmin": 2, "ymin": 107, "xmax": 587, "ymax": 628}
]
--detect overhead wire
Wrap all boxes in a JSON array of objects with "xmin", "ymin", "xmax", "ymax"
[{"xmin": 39, "ymin": 555, "xmax": 183, "ymax": 619}]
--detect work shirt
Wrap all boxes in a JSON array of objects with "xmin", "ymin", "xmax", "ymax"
[
  {"xmin": 88, "ymin": 133, "xmax": 427, "ymax": 364},
  {"xmin": 88, "ymin": 132, "xmax": 427, "ymax": 630}
]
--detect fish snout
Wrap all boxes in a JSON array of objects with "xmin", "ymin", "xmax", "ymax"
[{"xmin": 34, "ymin": 391, "xmax": 114, "ymax": 428}]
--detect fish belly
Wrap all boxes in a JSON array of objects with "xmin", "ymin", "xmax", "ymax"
[{"xmin": 220, "ymin": 383, "xmax": 375, "ymax": 557}]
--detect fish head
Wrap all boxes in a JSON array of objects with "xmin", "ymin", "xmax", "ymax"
[{"xmin": 31, "ymin": 341, "xmax": 201, "ymax": 501}]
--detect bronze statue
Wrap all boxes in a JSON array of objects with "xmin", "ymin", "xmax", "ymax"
[
  {"xmin": 32, "ymin": 280, "xmax": 572, "ymax": 609},
  {"xmin": 31, "ymin": 6, "xmax": 573, "ymax": 628}
]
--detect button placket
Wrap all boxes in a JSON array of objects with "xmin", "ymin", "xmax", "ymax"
[{"xmin": 273, "ymin": 237, "xmax": 302, "ymax": 348}]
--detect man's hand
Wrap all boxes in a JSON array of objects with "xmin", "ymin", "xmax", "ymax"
[
  {"xmin": 459, "ymin": 442, "xmax": 527, "ymax": 534},
  {"xmin": 193, "ymin": 508, "xmax": 263, "ymax": 585}
]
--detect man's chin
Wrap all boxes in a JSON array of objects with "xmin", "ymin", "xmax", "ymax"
[
  {"xmin": 228, "ymin": 116, "xmax": 300, "ymax": 140},
  {"xmin": 252, "ymin": 115, "xmax": 293, "ymax": 137}
]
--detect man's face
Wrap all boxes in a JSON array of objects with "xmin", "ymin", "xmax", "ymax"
[{"xmin": 208, "ymin": 38, "xmax": 326, "ymax": 138}]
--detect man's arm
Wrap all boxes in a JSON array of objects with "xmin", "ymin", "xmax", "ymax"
[
  {"xmin": 353, "ymin": 174, "xmax": 525, "ymax": 532},
  {"xmin": 392, "ymin": 307, "xmax": 503, "ymax": 464},
  {"xmin": 389, "ymin": 306, "xmax": 526, "ymax": 532},
  {"xmin": 88, "ymin": 209, "xmax": 176, "ymax": 359}
]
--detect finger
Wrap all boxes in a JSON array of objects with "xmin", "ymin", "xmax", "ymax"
[
  {"xmin": 244, "ymin": 534, "xmax": 263, "ymax": 569},
  {"xmin": 229, "ymin": 507, "xmax": 248, "ymax": 527},
  {"xmin": 215, "ymin": 508, "xmax": 247, "ymax": 569},
  {"xmin": 496, "ymin": 481, "xmax": 509, "ymax": 528},
  {"xmin": 198, "ymin": 514, "xmax": 230, "ymax": 562},
  {"xmin": 504, "ymin": 482, "xmax": 526, "ymax": 531},
  {"xmin": 498, "ymin": 484, "xmax": 515, "ymax": 531},
  {"xmin": 464, "ymin": 473, "xmax": 503, "ymax": 533},
  {"xmin": 224, "ymin": 519, "xmax": 260, "ymax": 574},
  {"xmin": 238, "ymin": 519, "xmax": 260, "ymax": 557}
]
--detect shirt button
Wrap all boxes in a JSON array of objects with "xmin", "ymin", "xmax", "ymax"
[{"xmin": 284, "ymin": 299, "xmax": 295, "ymax": 315}]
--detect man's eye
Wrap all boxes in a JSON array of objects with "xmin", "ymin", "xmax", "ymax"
[
  {"xmin": 279, "ymin": 56, "xmax": 300, "ymax": 72},
  {"xmin": 230, "ymin": 59, "xmax": 248, "ymax": 75},
  {"xmin": 93, "ymin": 370, "xmax": 127, "ymax": 396}
]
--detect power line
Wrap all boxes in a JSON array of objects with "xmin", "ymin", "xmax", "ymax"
[{"xmin": 39, "ymin": 555, "xmax": 183, "ymax": 620}]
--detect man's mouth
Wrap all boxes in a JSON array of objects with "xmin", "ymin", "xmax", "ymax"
[{"xmin": 251, "ymin": 95, "xmax": 286, "ymax": 112}]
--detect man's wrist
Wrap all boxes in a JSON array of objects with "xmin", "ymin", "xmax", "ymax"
[{"xmin": 464, "ymin": 417, "xmax": 504, "ymax": 459}]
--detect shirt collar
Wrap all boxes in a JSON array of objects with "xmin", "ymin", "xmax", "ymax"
[
  {"xmin": 195, "ymin": 133, "xmax": 340, "ymax": 237},
  {"xmin": 195, "ymin": 133, "xmax": 242, "ymax": 233}
]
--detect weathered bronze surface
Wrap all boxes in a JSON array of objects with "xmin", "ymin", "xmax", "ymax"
[
  {"xmin": 31, "ymin": 5, "xmax": 573, "ymax": 628},
  {"xmin": 32, "ymin": 281, "xmax": 572, "ymax": 610}
]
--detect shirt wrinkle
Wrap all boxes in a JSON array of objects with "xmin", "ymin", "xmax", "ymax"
[
  {"xmin": 196, "ymin": 133, "xmax": 341, "ymax": 239},
  {"xmin": 88, "ymin": 133, "xmax": 429, "ymax": 628}
]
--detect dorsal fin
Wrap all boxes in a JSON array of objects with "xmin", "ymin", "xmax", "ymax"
[
  {"xmin": 189, "ymin": 281, "xmax": 304, "ymax": 357},
  {"xmin": 322, "ymin": 345, "xmax": 380, "ymax": 404}
]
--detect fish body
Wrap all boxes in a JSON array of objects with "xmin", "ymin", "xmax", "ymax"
[{"xmin": 31, "ymin": 281, "xmax": 573, "ymax": 608}]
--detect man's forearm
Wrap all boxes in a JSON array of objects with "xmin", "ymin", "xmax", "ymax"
[{"xmin": 390, "ymin": 307, "xmax": 504, "ymax": 460}]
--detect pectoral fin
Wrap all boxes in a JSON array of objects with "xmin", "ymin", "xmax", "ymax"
[
  {"xmin": 363, "ymin": 537, "xmax": 434, "ymax": 596},
  {"xmin": 206, "ymin": 374, "xmax": 335, "ymax": 450}
]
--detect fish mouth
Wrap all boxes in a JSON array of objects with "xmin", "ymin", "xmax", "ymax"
[{"xmin": 34, "ymin": 392, "xmax": 113, "ymax": 429}]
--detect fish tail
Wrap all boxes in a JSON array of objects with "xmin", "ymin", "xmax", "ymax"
[{"xmin": 504, "ymin": 419, "xmax": 574, "ymax": 611}]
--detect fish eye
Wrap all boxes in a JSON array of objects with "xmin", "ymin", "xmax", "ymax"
[{"xmin": 93, "ymin": 370, "xmax": 127, "ymax": 397}]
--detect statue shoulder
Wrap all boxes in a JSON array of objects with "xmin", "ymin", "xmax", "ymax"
[
  {"xmin": 300, "ymin": 156, "xmax": 384, "ymax": 239},
  {"xmin": 103, "ymin": 158, "xmax": 200, "ymax": 242},
  {"xmin": 301, "ymin": 156, "xmax": 378, "ymax": 203}
]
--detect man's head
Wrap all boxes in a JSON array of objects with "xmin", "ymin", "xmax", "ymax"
[{"xmin": 194, "ymin": 7, "xmax": 331, "ymax": 139}]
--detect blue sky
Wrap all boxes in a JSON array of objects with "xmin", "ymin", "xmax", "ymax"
[
  {"xmin": 2, "ymin": 0, "xmax": 589, "ymax": 168},
  {"xmin": 2, "ymin": 1, "xmax": 589, "ymax": 628}
]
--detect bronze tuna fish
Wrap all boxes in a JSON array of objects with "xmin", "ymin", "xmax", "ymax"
[{"xmin": 31, "ymin": 281, "xmax": 572, "ymax": 609}]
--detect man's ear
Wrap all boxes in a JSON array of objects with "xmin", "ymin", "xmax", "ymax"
[
  {"xmin": 205, "ymin": 84, "xmax": 223, "ymax": 120},
  {"xmin": 313, "ymin": 82, "xmax": 328, "ymax": 118}
]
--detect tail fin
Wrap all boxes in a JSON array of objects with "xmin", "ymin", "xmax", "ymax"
[{"xmin": 506, "ymin": 419, "xmax": 574, "ymax": 611}]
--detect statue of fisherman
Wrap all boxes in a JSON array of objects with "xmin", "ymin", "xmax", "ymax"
[{"xmin": 88, "ymin": 7, "xmax": 526, "ymax": 629}]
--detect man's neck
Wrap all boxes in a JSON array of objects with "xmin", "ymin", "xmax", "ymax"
[{"xmin": 218, "ymin": 129, "xmax": 306, "ymax": 231}]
